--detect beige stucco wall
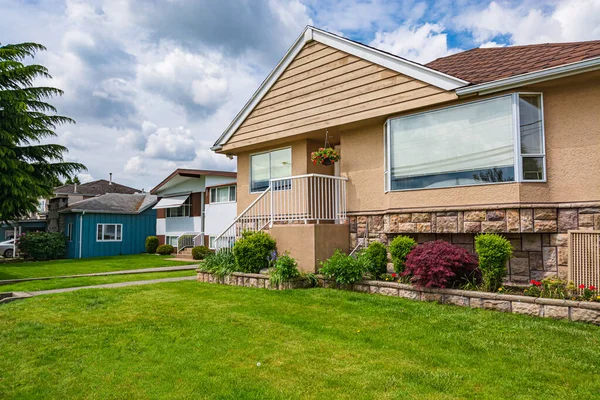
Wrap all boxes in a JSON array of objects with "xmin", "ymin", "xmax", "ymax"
[
  {"xmin": 235, "ymin": 73, "xmax": 600, "ymax": 216},
  {"xmin": 340, "ymin": 74, "xmax": 600, "ymax": 213},
  {"xmin": 269, "ymin": 223, "xmax": 349, "ymax": 272}
]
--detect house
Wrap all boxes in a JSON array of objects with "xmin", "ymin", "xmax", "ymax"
[
  {"xmin": 150, "ymin": 169, "xmax": 237, "ymax": 253},
  {"xmin": 60, "ymin": 193, "xmax": 157, "ymax": 258},
  {"xmin": 210, "ymin": 26, "xmax": 600, "ymax": 285},
  {"xmin": 48, "ymin": 175, "xmax": 140, "ymax": 234}
]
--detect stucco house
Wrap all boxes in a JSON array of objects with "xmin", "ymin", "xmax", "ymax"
[
  {"xmin": 150, "ymin": 169, "xmax": 237, "ymax": 254},
  {"xmin": 210, "ymin": 26, "xmax": 600, "ymax": 285}
]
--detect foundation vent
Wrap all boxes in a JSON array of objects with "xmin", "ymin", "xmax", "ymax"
[{"xmin": 568, "ymin": 231, "xmax": 600, "ymax": 289}]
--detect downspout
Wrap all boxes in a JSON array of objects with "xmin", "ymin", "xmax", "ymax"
[
  {"xmin": 79, "ymin": 211, "xmax": 85, "ymax": 259},
  {"xmin": 200, "ymin": 193, "xmax": 206, "ymax": 246}
]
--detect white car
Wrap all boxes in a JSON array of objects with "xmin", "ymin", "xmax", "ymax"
[{"xmin": 0, "ymin": 239, "xmax": 16, "ymax": 258}]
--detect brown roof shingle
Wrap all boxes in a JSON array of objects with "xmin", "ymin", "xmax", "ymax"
[
  {"xmin": 426, "ymin": 40, "xmax": 600, "ymax": 85},
  {"xmin": 54, "ymin": 179, "xmax": 139, "ymax": 196}
]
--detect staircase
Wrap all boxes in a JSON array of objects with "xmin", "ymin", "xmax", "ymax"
[
  {"xmin": 213, "ymin": 174, "xmax": 348, "ymax": 251},
  {"xmin": 176, "ymin": 247, "xmax": 194, "ymax": 260}
]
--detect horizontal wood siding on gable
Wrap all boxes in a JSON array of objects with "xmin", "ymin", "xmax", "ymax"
[{"xmin": 224, "ymin": 43, "xmax": 456, "ymax": 151}]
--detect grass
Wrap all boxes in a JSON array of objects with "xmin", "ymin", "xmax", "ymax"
[
  {"xmin": 0, "ymin": 254, "xmax": 196, "ymax": 281},
  {"xmin": 0, "ymin": 269, "xmax": 196, "ymax": 292},
  {"xmin": 1, "ymin": 282, "xmax": 599, "ymax": 399}
]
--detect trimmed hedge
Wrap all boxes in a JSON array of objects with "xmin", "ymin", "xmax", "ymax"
[
  {"xmin": 17, "ymin": 231, "xmax": 67, "ymax": 261},
  {"xmin": 364, "ymin": 241, "xmax": 388, "ymax": 279},
  {"xmin": 192, "ymin": 245, "xmax": 212, "ymax": 260},
  {"xmin": 156, "ymin": 244, "xmax": 175, "ymax": 255},
  {"xmin": 145, "ymin": 236, "xmax": 159, "ymax": 254},
  {"xmin": 233, "ymin": 231, "xmax": 276, "ymax": 273},
  {"xmin": 389, "ymin": 235, "xmax": 417, "ymax": 274},
  {"xmin": 475, "ymin": 233, "xmax": 512, "ymax": 291}
]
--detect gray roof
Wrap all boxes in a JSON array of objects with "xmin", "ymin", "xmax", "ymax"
[
  {"xmin": 61, "ymin": 193, "xmax": 157, "ymax": 214},
  {"xmin": 55, "ymin": 179, "xmax": 139, "ymax": 196}
]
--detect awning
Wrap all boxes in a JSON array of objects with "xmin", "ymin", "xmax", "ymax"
[{"xmin": 153, "ymin": 195, "xmax": 189, "ymax": 209}]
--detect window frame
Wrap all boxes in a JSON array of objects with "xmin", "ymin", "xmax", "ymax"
[
  {"xmin": 209, "ymin": 185, "xmax": 237, "ymax": 204},
  {"xmin": 96, "ymin": 223, "xmax": 123, "ymax": 242},
  {"xmin": 383, "ymin": 92, "xmax": 546, "ymax": 192},
  {"xmin": 165, "ymin": 196, "xmax": 192, "ymax": 218},
  {"xmin": 67, "ymin": 223, "xmax": 73, "ymax": 242},
  {"xmin": 516, "ymin": 92, "xmax": 547, "ymax": 183},
  {"xmin": 249, "ymin": 146, "xmax": 292, "ymax": 194}
]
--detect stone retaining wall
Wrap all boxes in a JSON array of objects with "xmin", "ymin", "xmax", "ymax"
[
  {"xmin": 349, "ymin": 206, "xmax": 600, "ymax": 283},
  {"xmin": 332, "ymin": 279, "xmax": 600, "ymax": 325},
  {"xmin": 196, "ymin": 271, "xmax": 600, "ymax": 325},
  {"xmin": 196, "ymin": 271, "xmax": 312, "ymax": 290}
]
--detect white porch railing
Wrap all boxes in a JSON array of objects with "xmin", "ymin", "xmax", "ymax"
[
  {"xmin": 177, "ymin": 232, "xmax": 203, "ymax": 253},
  {"xmin": 214, "ymin": 174, "xmax": 347, "ymax": 251}
]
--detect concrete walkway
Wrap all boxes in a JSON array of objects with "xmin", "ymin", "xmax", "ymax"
[
  {"xmin": 0, "ymin": 265, "xmax": 199, "ymax": 285},
  {"xmin": 1, "ymin": 276, "xmax": 197, "ymax": 303}
]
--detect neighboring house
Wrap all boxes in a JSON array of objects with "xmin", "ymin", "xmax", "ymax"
[
  {"xmin": 210, "ymin": 26, "xmax": 600, "ymax": 286},
  {"xmin": 48, "ymin": 175, "xmax": 139, "ymax": 234},
  {"xmin": 150, "ymin": 169, "xmax": 237, "ymax": 252},
  {"xmin": 60, "ymin": 193, "xmax": 157, "ymax": 258}
]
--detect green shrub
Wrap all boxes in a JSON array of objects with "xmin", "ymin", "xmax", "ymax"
[
  {"xmin": 364, "ymin": 241, "xmax": 388, "ymax": 279},
  {"xmin": 191, "ymin": 245, "xmax": 212, "ymax": 260},
  {"xmin": 145, "ymin": 236, "xmax": 159, "ymax": 254},
  {"xmin": 17, "ymin": 231, "xmax": 66, "ymax": 261},
  {"xmin": 389, "ymin": 235, "xmax": 417, "ymax": 274},
  {"xmin": 156, "ymin": 244, "xmax": 175, "ymax": 255},
  {"xmin": 233, "ymin": 231, "xmax": 276, "ymax": 273},
  {"xmin": 269, "ymin": 252, "xmax": 300, "ymax": 286},
  {"xmin": 201, "ymin": 250, "xmax": 236, "ymax": 278},
  {"xmin": 319, "ymin": 249, "xmax": 367, "ymax": 285},
  {"xmin": 475, "ymin": 233, "xmax": 512, "ymax": 292}
]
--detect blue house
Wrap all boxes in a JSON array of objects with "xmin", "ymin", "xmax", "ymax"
[{"xmin": 61, "ymin": 193, "xmax": 157, "ymax": 258}]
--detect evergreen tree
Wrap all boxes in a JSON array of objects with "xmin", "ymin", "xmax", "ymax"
[
  {"xmin": 0, "ymin": 42, "xmax": 85, "ymax": 222},
  {"xmin": 64, "ymin": 176, "xmax": 81, "ymax": 185}
]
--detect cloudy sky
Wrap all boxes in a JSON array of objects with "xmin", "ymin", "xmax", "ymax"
[{"xmin": 1, "ymin": 0, "xmax": 599, "ymax": 191}]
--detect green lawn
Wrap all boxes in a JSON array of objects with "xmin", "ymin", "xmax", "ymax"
[
  {"xmin": 0, "ymin": 254, "xmax": 196, "ymax": 281},
  {"xmin": 1, "ymin": 283, "xmax": 598, "ymax": 399},
  {"xmin": 0, "ymin": 269, "xmax": 195, "ymax": 292}
]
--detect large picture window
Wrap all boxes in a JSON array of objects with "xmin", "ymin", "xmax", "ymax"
[
  {"xmin": 385, "ymin": 93, "xmax": 545, "ymax": 191},
  {"xmin": 166, "ymin": 196, "xmax": 191, "ymax": 218},
  {"xmin": 96, "ymin": 224, "xmax": 122, "ymax": 242},
  {"xmin": 250, "ymin": 148, "xmax": 291, "ymax": 192}
]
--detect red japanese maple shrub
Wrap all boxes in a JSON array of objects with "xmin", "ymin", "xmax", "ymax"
[{"xmin": 403, "ymin": 240, "xmax": 479, "ymax": 288}]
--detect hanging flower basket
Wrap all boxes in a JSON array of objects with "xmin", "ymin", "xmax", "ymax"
[{"xmin": 311, "ymin": 147, "xmax": 340, "ymax": 166}]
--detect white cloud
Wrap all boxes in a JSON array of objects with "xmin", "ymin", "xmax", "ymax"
[
  {"xmin": 138, "ymin": 47, "xmax": 231, "ymax": 113},
  {"xmin": 143, "ymin": 126, "xmax": 197, "ymax": 161},
  {"xmin": 124, "ymin": 156, "xmax": 145, "ymax": 174},
  {"xmin": 479, "ymin": 41, "xmax": 505, "ymax": 48},
  {"xmin": 455, "ymin": 0, "xmax": 600, "ymax": 45},
  {"xmin": 370, "ymin": 23, "xmax": 460, "ymax": 63},
  {"xmin": 77, "ymin": 173, "xmax": 95, "ymax": 183}
]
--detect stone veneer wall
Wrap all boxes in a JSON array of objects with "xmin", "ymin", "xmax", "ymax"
[{"xmin": 349, "ymin": 207, "xmax": 600, "ymax": 283}]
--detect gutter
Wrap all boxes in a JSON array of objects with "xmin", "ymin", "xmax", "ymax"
[{"xmin": 456, "ymin": 56, "xmax": 600, "ymax": 96}]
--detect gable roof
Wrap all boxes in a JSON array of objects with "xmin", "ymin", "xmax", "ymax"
[
  {"xmin": 150, "ymin": 169, "xmax": 237, "ymax": 194},
  {"xmin": 211, "ymin": 26, "xmax": 469, "ymax": 151},
  {"xmin": 54, "ymin": 179, "xmax": 139, "ymax": 196},
  {"xmin": 426, "ymin": 40, "xmax": 600, "ymax": 85},
  {"xmin": 61, "ymin": 193, "xmax": 157, "ymax": 214}
]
